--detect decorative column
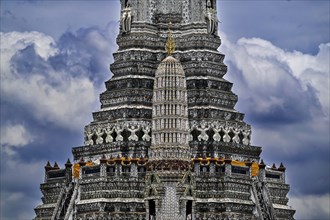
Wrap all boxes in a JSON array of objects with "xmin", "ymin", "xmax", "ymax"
[
  {"xmin": 209, "ymin": 158, "xmax": 216, "ymax": 176},
  {"xmin": 131, "ymin": 158, "xmax": 139, "ymax": 178},
  {"xmin": 115, "ymin": 156, "xmax": 122, "ymax": 177},
  {"xmin": 65, "ymin": 158, "xmax": 73, "ymax": 184},
  {"xmin": 44, "ymin": 161, "xmax": 52, "ymax": 183},
  {"xmin": 100, "ymin": 155, "xmax": 107, "ymax": 177},
  {"xmin": 78, "ymin": 158, "xmax": 86, "ymax": 180},
  {"xmin": 245, "ymin": 159, "xmax": 253, "ymax": 178},
  {"xmin": 258, "ymin": 159, "xmax": 266, "ymax": 182},
  {"xmin": 224, "ymin": 156, "xmax": 232, "ymax": 177},
  {"xmin": 193, "ymin": 157, "xmax": 200, "ymax": 175},
  {"xmin": 278, "ymin": 162, "xmax": 286, "ymax": 183},
  {"xmin": 216, "ymin": 158, "xmax": 224, "ymax": 176}
]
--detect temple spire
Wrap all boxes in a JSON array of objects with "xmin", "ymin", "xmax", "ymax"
[{"xmin": 165, "ymin": 22, "xmax": 176, "ymax": 55}]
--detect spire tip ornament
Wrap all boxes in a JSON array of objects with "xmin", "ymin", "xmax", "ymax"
[{"xmin": 165, "ymin": 22, "xmax": 176, "ymax": 55}]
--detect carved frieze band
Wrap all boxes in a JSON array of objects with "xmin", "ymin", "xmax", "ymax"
[
  {"xmin": 190, "ymin": 120, "xmax": 251, "ymax": 145},
  {"xmin": 84, "ymin": 120, "xmax": 251, "ymax": 147},
  {"xmin": 84, "ymin": 121, "xmax": 152, "ymax": 146}
]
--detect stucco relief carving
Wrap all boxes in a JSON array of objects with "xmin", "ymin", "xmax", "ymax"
[
  {"xmin": 182, "ymin": 0, "xmax": 190, "ymax": 24},
  {"xmin": 121, "ymin": 3, "xmax": 132, "ymax": 33},
  {"xmin": 242, "ymin": 129, "xmax": 251, "ymax": 145},
  {"xmin": 128, "ymin": 124, "xmax": 139, "ymax": 141},
  {"xmin": 212, "ymin": 123, "xmax": 222, "ymax": 142},
  {"xmin": 95, "ymin": 128, "xmax": 104, "ymax": 144},
  {"xmin": 105, "ymin": 127, "xmax": 114, "ymax": 143},
  {"xmin": 115, "ymin": 125, "xmax": 124, "ymax": 142},
  {"xmin": 196, "ymin": 122, "xmax": 209, "ymax": 141},
  {"xmin": 142, "ymin": 126, "xmax": 151, "ymax": 141},
  {"xmin": 205, "ymin": 1, "xmax": 218, "ymax": 35},
  {"xmin": 189, "ymin": 120, "xmax": 251, "ymax": 145},
  {"xmin": 232, "ymin": 127, "xmax": 240, "ymax": 144},
  {"xmin": 148, "ymin": 0, "xmax": 156, "ymax": 22},
  {"xmin": 84, "ymin": 121, "xmax": 152, "ymax": 146},
  {"xmin": 84, "ymin": 130, "xmax": 94, "ymax": 146}
]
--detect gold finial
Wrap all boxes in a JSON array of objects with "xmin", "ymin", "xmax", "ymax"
[{"xmin": 165, "ymin": 22, "xmax": 175, "ymax": 55}]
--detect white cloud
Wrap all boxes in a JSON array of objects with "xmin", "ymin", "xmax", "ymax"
[
  {"xmin": 0, "ymin": 123, "xmax": 34, "ymax": 155},
  {"xmin": 0, "ymin": 31, "xmax": 101, "ymax": 130},
  {"xmin": 0, "ymin": 124, "xmax": 33, "ymax": 147},
  {"xmin": 284, "ymin": 43, "xmax": 330, "ymax": 115},
  {"xmin": 220, "ymin": 34, "xmax": 330, "ymax": 154},
  {"xmin": 1, "ymin": 69, "xmax": 96, "ymax": 130},
  {"xmin": 0, "ymin": 28, "xmax": 116, "ymax": 219},
  {"xmin": 221, "ymin": 35, "xmax": 329, "ymax": 116},
  {"xmin": 289, "ymin": 194, "xmax": 330, "ymax": 219},
  {"xmin": 220, "ymin": 34, "xmax": 330, "ymax": 218},
  {"xmin": 0, "ymin": 31, "xmax": 58, "ymax": 71}
]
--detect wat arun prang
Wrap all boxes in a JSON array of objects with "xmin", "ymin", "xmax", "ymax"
[{"xmin": 34, "ymin": 0, "xmax": 295, "ymax": 219}]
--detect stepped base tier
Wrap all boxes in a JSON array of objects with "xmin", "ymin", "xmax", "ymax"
[{"xmin": 34, "ymin": 0, "xmax": 295, "ymax": 219}]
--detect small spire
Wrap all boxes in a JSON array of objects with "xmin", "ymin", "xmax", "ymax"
[
  {"xmin": 271, "ymin": 163, "xmax": 277, "ymax": 170},
  {"xmin": 65, "ymin": 158, "xmax": 72, "ymax": 168},
  {"xmin": 45, "ymin": 161, "xmax": 52, "ymax": 167},
  {"xmin": 259, "ymin": 159, "xmax": 266, "ymax": 169},
  {"xmin": 45, "ymin": 161, "xmax": 52, "ymax": 171},
  {"xmin": 53, "ymin": 162, "xmax": 59, "ymax": 169},
  {"xmin": 165, "ymin": 22, "xmax": 176, "ymax": 55},
  {"xmin": 278, "ymin": 162, "xmax": 286, "ymax": 172}
]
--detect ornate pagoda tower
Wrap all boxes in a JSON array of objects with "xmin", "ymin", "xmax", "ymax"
[{"xmin": 34, "ymin": 0, "xmax": 295, "ymax": 219}]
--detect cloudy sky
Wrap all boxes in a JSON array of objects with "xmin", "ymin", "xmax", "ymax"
[{"xmin": 0, "ymin": 0, "xmax": 329, "ymax": 219}]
